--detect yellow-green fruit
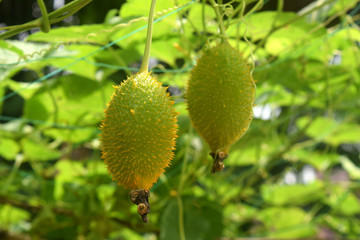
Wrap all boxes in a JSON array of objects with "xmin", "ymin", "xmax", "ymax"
[
  {"xmin": 186, "ymin": 41, "xmax": 255, "ymax": 155},
  {"xmin": 100, "ymin": 72, "xmax": 178, "ymax": 190}
]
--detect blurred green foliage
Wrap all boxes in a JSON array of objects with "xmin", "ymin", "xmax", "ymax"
[{"xmin": 0, "ymin": 0, "xmax": 360, "ymax": 239}]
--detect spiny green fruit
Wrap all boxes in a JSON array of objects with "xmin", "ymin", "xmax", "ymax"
[
  {"xmin": 100, "ymin": 72, "xmax": 178, "ymax": 190},
  {"xmin": 186, "ymin": 41, "xmax": 255, "ymax": 171}
]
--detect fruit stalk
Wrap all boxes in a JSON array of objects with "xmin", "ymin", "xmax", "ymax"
[
  {"xmin": 140, "ymin": 0, "xmax": 157, "ymax": 73},
  {"xmin": 209, "ymin": 0, "xmax": 227, "ymax": 42},
  {"xmin": 129, "ymin": 189, "xmax": 151, "ymax": 223}
]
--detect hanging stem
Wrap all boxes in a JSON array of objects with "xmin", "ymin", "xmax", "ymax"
[
  {"xmin": 209, "ymin": 0, "xmax": 227, "ymax": 42},
  {"xmin": 177, "ymin": 126, "xmax": 193, "ymax": 240},
  {"xmin": 202, "ymin": 0, "xmax": 207, "ymax": 41},
  {"xmin": 37, "ymin": 0, "xmax": 51, "ymax": 33},
  {"xmin": 140, "ymin": 0, "xmax": 157, "ymax": 73}
]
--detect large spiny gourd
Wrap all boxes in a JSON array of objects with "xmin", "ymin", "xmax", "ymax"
[
  {"xmin": 100, "ymin": 72, "xmax": 178, "ymax": 190},
  {"xmin": 186, "ymin": 41, "xmax": 255, "ymax": 172}
]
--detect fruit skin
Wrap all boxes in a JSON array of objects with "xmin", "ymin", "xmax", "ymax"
[
  {"xmin": 100, "ymin": 72, "xmax": 178, "ymax": 190},
  {"xmin": 186, "ymin": 41, "xmax": 255, "ymax": 156}
]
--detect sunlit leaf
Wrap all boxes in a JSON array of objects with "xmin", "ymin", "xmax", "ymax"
[
  {"xmin": 0, "ymin": 204, "xmax": 30, "ymax": 227},
  {"xmin": 54, "ymin": 159, "xmax": 85, "ymax": 199},
  {"xmin": 258, "ymin": 207, "xmax": 316, "ymax": 238},
  {"xmin": 341, "ymin": 156, "xmax": 360, "ymax": 180},
  {"xmin": 0, "ymin": 137, "xmax": 19, "ymax": 160},
  {"xmin": 261, "ymin": 182, "xmax": 324, "ymax": 205},
  {"xmin": 326, "ymin": 186, "xmax": 360, "ymax": 216},
  {"xmin": 21, "ymin": 137, "xmax": 60, "ymax": 161},
  {"xmin": 27, "ymin": 24, "xmax": 115, "ymax": 45}
]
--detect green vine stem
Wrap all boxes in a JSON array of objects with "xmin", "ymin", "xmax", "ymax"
[
  {"xmin": 201, "ymin": 0, "xmax": 207, "ymax": 41},
  {"xmin": 0, "ymin": 156, "xmax": 23, "ymax": 195},
  {"xmin": 0, "ymin": 0, "xmax": 93, "ymax": 40},
  {"xmin": 209, "ymin": 0, "xmax": 228, "ymax": 43},
  {"xmin": 139, "ymin": 0, "xmax": 157, "ymax": 73},
  {"xmin": 177, "ymin": 126, "xmax": 193, "ymax": 240},
  {"xmin": 37, "ymin": 0, "xmax": 51, "ymax": 33}
]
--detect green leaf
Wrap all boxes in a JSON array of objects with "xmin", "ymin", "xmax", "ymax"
[
  {"xmin": 151, "ymin": 38, "xmax": 184, "ymax": 67},
  {"xmin": 329, "ymin": 0, "xmax": 358, "ymax": 16},
  {"xmin": 341, "ymin": 156, "xmax": 360, "ymax": 180},
  {"xmin": 227, "ymin": 11, "xmax": 324, "ymax": 43},
  {"xmin": 110, "ymin": 228, "xmax": 143, "ymax": 240},
  {"xmin": 0, "ymin": 137, "xmax": 19, "ymax": 160},
  {"xmin": 0, "ymin": 40, "xmax": 49, "ymax": 81},
  {"xmin": 159, "ymin": 72, "xmax": 190, "ymax": 89},
  {"xmin": 160, "ymin": 197, "xmax": 223, "ymax": 240},
  {"xmin": 324, "ymin": 215, "xmax": 360, "ymax": 236},
  {"xmin": 187, "ymin": 2, "xmax": 217, "ymax": 35},
  {"xmin": 120, "ymin": 0, "xmax": 188, "ymax": 21},
  {"xmin": 326, "ymin": 186, "xmax": 360, "ymax": 216},
  {"xmin": 227, "ymin": 130, "xmax": 285, "ymax": 166},
  {"xmin": 0, "ymin": 204, "xmax": 30, "ymax": 227},
  {"xmin": 0, "ymin": 40, "xmax": 49, "ymax": 64},
  {"xmin": 96, "ymin": 184, "xmax": 116, "ymax": 210},
  {"xmin": 226, "ymin": 144, "xmax": 259, "ymax": 166},
  {"xmin": 228, "ymin": 39, "xmax": 268, "ymax": 60},
  {"xmin": 298, "ymin": 116, "xmax": 360, "ymax": 146},
  {"xmin": 119, "ymin": 0, "xmax": 152, "ymax": 18},
  {"xmin": 44, "ymin": 128, "xmax": 98, "ymax": 144},
  {"xmin": 342, "ymin": 44, "xmax": 360, "ymax": 69},
  {"xmin": 224, "ymin": 203, "xmax": 258, "ymax": 222},
  {"xmin": 53, "ymin": 75, "xmax": 112, "ymax": 125},
  {"xmin": 21, "ymin": 137, "xmax": 60, "ymax": 161},
  {"xmin": 87, "ymin": 159, "xmax": 108, "ymax": 176},
  {"xmin": 258, "ymin": 207, "xmax": 316, "ymax": 238},
  {"xmin": 54, "ymin": 159, "xmax": 85, "ymax": 199},
  {"xmin": 94, "ymin": 46, "xmax": 141, "ymax": 78},
  {"xmin": 265, "ymin": 22, "xmax": 325, "ymax": 56},
  {"xmin": 23, "ymin": 74, "xmax": 113, "ymax": 129},
  {"xmin": 6, "ymin": 78, "xmax": 44, "ymax": 100},
  {"xmin": 328, "ymin": 27, "xmax": 360, "ymax": 50},
  {"xmin": 297, "ymin": 116, "xmax": 338, "ymax": 142},
  {"xmin": 255, "ymin": 60, "xmax": 311, "ymax": 92},
  {"xmin": 44, "ymin": 44, "xmax": 100, "ymax": 80},
  {"xmin": 328, "ymin": 123, "xmax": 360, "ymax": 145},
  {"xmin": 254, "ymin": 83, "xmax": 307, "ymax": 106},
  {"xmin": 0, "ymin": 40, "xmax": 24, "ymax": 60},
  {"xmin": 261, "ymin": 182, "xmax": 324, "ymax": 206},
  {"xmin": 23, "ymin": 92, "xmax": 52, "ymax": 122},
  {"xmin": 27, "ymin": 24, "xmax": 114, "ymax": 45},
  {"xmin": 226, "ymin": 11, "xmax": 287, "ymax": 40},
  {"xmin": 285, "ymin": 149, "xmax": 339, "ymax": 170}
]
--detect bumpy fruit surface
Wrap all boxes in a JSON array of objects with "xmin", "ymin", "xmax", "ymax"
[
  {"xmin": 100, "ymin": 72, "xmax": 178, "ymax": 190},
  {"xmin": 186, "ymin": 41, "xmax": 255, "ymax": 155}
]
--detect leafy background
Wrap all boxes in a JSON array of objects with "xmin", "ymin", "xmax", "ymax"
[{"xmin": 0, "ymin": 0, "xmax": 360, "ymax": 239}]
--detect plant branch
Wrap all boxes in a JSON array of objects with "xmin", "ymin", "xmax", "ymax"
[{"xmin": 0, "ymin": 0, "xmax": 93, "ymax": 40}]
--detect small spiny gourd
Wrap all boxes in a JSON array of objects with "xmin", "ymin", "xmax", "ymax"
[
  {"xmin": 100, "ymin": 72, "xmax": 178, "ymax": 190},
  {"xmin": 186, "ymin": 41, "xmax": 255, "ymax": 172}
]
